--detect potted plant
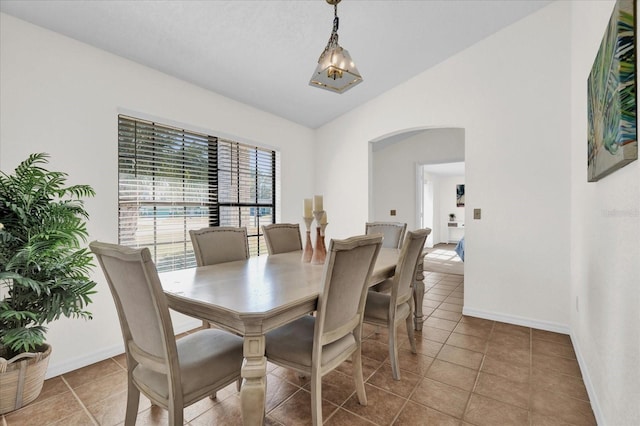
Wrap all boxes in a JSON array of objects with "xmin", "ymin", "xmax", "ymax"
[{"xmin": 0, "ymin": 153, "xmax": 96, "ymax": 414}]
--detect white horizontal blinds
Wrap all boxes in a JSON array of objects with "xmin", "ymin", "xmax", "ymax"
[
  {"xmin": 217, "ymin": 139, "xmax": 275, "ymax": 256},
  {"xmin": 118, "ymin": 115, "xmax": 276, "ymax": 272},
  {"xmin": 118, "ymin": 115, "xmax": 214, "ymax": 272}
]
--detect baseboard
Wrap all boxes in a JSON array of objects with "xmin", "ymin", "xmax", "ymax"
[
  {"xmin": 462, "ymin": 306, "xmax": 570, "ymax": 334},
  {"xmin": 45, "ymin": 318, "xmax": 202, "ymax": 379},
  {"xmin": 570, "ymin": 330, "xmax": 604, "ymax": 426},
  {"xmin": 45, "ymin": 342, "xmax": 125, "ymax": 379}
]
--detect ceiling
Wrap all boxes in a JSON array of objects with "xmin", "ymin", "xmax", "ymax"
[{"xmin": 0, "ymin": 0, "xmax": 552, "ymax": 129}]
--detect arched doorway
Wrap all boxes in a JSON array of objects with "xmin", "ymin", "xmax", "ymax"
[{"xmin": 368, "ymin": 127, "xmax": 465, "ymax": 247}]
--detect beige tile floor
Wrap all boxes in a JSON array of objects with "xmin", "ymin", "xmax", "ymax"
[{"xmin": 1, "ymin": 271, "xmax": 596, "ymax": 426}]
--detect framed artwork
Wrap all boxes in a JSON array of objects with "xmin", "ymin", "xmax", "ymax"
[
  {"xmin": 587, "ymin": 0, "xmax": 637, "ymax": 182},
  {"xmin": 456, "ymin": 184, "xmax": 465, "ymax": 207}
]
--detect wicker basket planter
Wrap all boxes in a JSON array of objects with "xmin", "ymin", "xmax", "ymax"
[{"xmin": 0, "ymin": 344, "xmax": 51, "ymax": 414}]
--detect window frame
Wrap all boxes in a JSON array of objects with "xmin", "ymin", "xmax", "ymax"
[{"xmin": 117, "ymin": 114, "xmax": 277, "ymax": 272}]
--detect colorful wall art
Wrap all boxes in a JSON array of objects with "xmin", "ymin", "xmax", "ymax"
[{"xmin": 587, "ymin": 0, "xmax": 637, "ymax": 182}]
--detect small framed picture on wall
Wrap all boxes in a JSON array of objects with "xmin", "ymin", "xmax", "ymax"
[{"xmin": 456, "ymin": 184, "xmax": 465, "ymax": 207}]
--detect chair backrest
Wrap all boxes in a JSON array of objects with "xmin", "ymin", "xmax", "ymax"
[
  {"xmin": 389, "ymin": 228, "xmax": 431, "ymax": 307},
  {"xmin": 365, "ymin": 222, "xmax": 407, "ymax": 249},
  {"xmin": 262, "ymin": 223, "xmax": 303, "ymax": 255},
  {"xmin": 89, "ymin": 241, "xmax": 179, "ymax": 376},
  {"xmin": 314, "ymin": 234, "xmax": 383, "ymax": 348},
  {"xmin": 189, "ymin": 226, "xmax": 249, "ymax": 266}
]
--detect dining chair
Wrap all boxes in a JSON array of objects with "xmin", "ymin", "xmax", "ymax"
[
  {"xmin": 366, "ymin": 221, "xmax": 407, "ymax": 293},
  {"xmin": 365, "ymin": 221, "xmax": 407, "ymax": 249},
  {"xmin": 89, "ymin": 241, "xmax": 244, "ymax": 426},
  {"xmin": 189, "ymin": 226, "xmax": 249, "ymax": 266},
  {"xmin": 264, "ymin": 234, "xmax": 383, "ymax": 426},
  {"xmin": 262, "ymin": 223, "xmax": 303, "ymax": 255},
  {"xmin": 189, "ymin": 226, "xmax": 250, "ymax": 328},
  {"xmin": 363, "ymin": 228, "xmax": 430, "ymax": 380}
]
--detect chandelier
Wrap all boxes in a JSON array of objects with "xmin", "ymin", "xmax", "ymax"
[{"xmin": 309, "ymin": 0, "xmax": 363, "ymax": 93}]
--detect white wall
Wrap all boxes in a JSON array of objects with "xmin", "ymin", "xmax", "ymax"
[
  {"xmin": 317, "ymin": 2, "xmax": 572, "ymax": 333},
  {"xmin": 370, "ymin": 128, "xmax": 464, "ymax": 233},
  {"xmin": 0, "ymin": 13, "xmax": 315, "ymax": 377},
  {"xmin": 569, "ymin": 1, "xmax": 640, "ymax": 424},
  {"xmin": 316, "ymin": 1, "xmax": 640, "ymax": 423}
]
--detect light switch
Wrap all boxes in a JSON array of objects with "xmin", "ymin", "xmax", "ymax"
[
  {"xmin": 474, "ymin": 208, "xmax": 481, "ymax": 219},
  {"xmin": 390, "ymin": 209, "xmax": 396, "ymax": 216}
]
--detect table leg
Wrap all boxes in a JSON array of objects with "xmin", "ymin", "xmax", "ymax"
[
  {"xmin": 413, "ymin": 253, "xmax": 427, "ymax": 331},
  {"xmin": 240, "ymin": 335, "xmax": 267, "ymax": 425}
]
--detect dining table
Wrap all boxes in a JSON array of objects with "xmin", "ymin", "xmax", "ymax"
[{"xmin": 160, "ymin": 248, "xmax": 429, "ymax": 425}]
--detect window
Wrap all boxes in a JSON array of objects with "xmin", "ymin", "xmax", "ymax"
[{"xmin": 118, "ymin": 115, "xmax": 277, "ymax": 272}]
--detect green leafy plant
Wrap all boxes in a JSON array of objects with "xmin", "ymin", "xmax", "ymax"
[{"xmin": 0, "ymin": 153, "xmax": 96, "ymax": 358}]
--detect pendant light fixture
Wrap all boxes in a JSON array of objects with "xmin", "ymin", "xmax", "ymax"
[{"xmin": 309, "ymin": 0, "xmax": 362, "ymax": 93}]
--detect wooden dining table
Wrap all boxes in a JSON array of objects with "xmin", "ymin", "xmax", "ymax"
[{"xmin": 160, "ymin": 248, "xmax": 428, "ymax": 425}]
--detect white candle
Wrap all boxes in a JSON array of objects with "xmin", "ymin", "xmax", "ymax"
[
  {"xmin": 321, "ymin": 212, "xmax": 327, "ymax": 224},
  {"xmin": 314, "ymin": 195, "xmax": 323, "ymax": 212},
  {"xmin": 303, "ymin": 198, "xmax": 312, "ymax": 218}
]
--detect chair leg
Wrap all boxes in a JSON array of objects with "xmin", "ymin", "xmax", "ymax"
[
  {"xmin": 124, "ymin": 381, "xmax": 140, "ymax": 426},
  {"xmin": 352, "ymin": 348, "xmax": 368, "ymax": 406},
  {"xmin": 237, "ymin": 377, "xmax": 243, "ymax": 392},
  {"xmin": 209, "ymin": 392, "xmax": 217, "ymax": 400},
  {"xmin": 168, "ymin": 405, "xmax": 183, "ymax": 426},
  {"xmin": 389, "ymin": 321, "xmax": 401, "ymax": 381},
  {"xmin": 406, "ymin": 311, "xmax": 417, "ymax": 354},
  {"xmin": 310, "ymin": 368, "xmax": 323, "ymax": 426},
  {"xmin": 168, "ymin": 392, "xmax": 184, "ymax": 426}
]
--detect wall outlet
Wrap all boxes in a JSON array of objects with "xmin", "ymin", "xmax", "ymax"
[
  {"xmin": 390, "ymin": 209, "xmax": 396, "ymax": 216},
  {"xmin": 474, "ymin": 208, "xmax": 481, "ymax": 219}
]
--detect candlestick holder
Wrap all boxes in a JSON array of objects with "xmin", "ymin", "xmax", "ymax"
[
  {"xmin": 311, "ymin": 210, "xmax": 327, "ymax": 265},
  {"xmin": 302, "ymin": 216, "xmax": 314, "ymax": 263}
]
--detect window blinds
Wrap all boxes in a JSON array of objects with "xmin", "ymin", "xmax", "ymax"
[{"xmin": 118, "ymin": 115, "xmax": 276, "ymax": 272}]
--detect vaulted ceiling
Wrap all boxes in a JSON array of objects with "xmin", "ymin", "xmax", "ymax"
[{"xmin": 0, "ymin": 0, "xmax": 553, "ymax": 128}]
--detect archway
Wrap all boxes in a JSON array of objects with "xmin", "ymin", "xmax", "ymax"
[{"xmin": 368, "ymin": 126, "xmax": 465, "ymax": 246}]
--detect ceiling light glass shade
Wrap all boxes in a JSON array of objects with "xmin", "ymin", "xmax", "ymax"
[
  {"xmin": 309, "ymin": 44, "xmax": 362, "ymax": 93},
  {"xmin": 309, "ymin": 0, "xmax": 362, "ymax": 94}
]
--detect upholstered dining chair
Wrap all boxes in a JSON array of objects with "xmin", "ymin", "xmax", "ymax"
[
  {"xmin": 189, "ymin": 226, "xmax": 250, "ymax": 328},
  {"xmin": 363, "ymin": 228, "xmax": 430, "ymax": 380},
  {"xmin": 89, "ymin": 242, "xmax": 244, "ymax": 426},
  {"xmin": 189, "ymin": 226, "xmax": 249, "ymax": 266},
  {"xmin": 262, "ymin": 223, "xmax": 303, "ymax": 255},
  {"xmin": 366, "ymin": 221, "xmax": 408, "ymax": 293},
  {"xmin": 365, "ymin": 221, "xmax": 407, "ymax": 249},
  {"xmin": 265, "ymin": 234, "xmax": 383, "ymax": 426}
]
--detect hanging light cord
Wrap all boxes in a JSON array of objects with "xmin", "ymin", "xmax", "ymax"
[
  {"xmin": 319, "ymin": 3, "xmax": 340, "ymax": 60},
  {"xmin": 332, "ymin": 3, "xmax": 339, "ymax": 37}
]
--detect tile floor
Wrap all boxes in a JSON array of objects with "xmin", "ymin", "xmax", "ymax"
[{"xmin": 1, "ymin": 270, "xmax": 596, "ymax": 425}]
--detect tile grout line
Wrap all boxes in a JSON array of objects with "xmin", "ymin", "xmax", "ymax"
[
  {"xmin": 325, "ymin": 351, "xmax": 387, "ymax": 425},
  {"xmin": 412, "ymin": 249, "xmax": 464, "ymax": 422},
  {"xmin": 410, "ymin": 284, "xmax": 466, "ymax": 422},
  {"xmin": 389, "ymin": 279, "xmax": 444, "ymax": 426},
  {"xmin": 60, "ymin": 375, "xmax": 99, "ymax": 426},
  {"xmin": 459, "ymin": 319, "xmax": 494, "ymax": 424},
  {"xmin": 424, "ymin": 278, "xmax": 512, "ymax": 425},
  {"xmin": 375, "ymin": 274, "xmax": 458, "ymax": 425}
]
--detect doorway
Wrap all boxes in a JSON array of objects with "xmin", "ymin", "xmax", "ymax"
[
  {"xmin": 417, "ymin": 162, "xmax": 466, "ymax": 247},
  {"xmin": 368, "ymin": 127, "xmax": 465, "ymax": 242}
]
